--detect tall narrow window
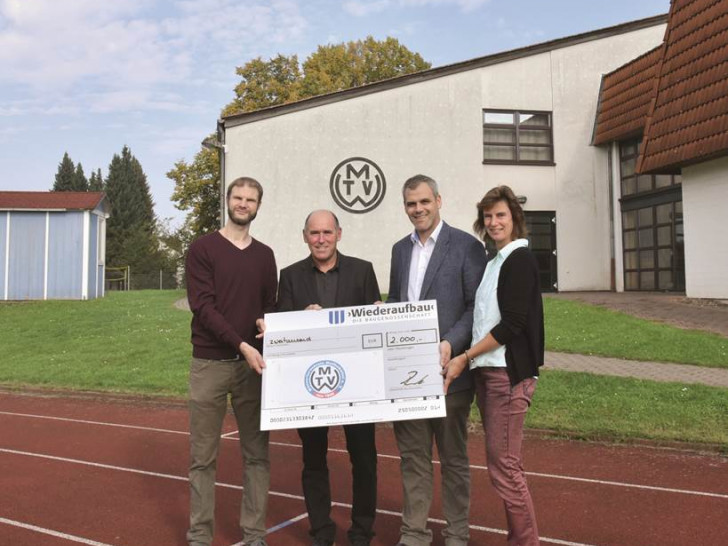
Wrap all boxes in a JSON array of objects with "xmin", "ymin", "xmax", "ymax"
[
  {"xmin": 619, "ymin": 139, "xmax": 683, "ymax": 291},
  {"xmin": 483, "ymin": 110, "xmax": 554, "ymax": 165}
]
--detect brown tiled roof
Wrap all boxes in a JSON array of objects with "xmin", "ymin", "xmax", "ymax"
[
  {"xmin": 0, "ymin": 191, "xmax": 106, "ymax": 210},
  {"xmin": 637, "ymin": 0, "xmax": 728, "ymax": 173},
  {"xmin": 593, "ymin": 46, "xmax": 664, "ymax": 145}
]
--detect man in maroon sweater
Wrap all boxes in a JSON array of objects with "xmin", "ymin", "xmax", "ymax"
[{"xmin": 185, "ymin": 177, "xmax": 277, "ymax": 546}]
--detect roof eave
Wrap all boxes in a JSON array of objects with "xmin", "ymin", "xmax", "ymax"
[{"xmin": 223, "ymin": 14, "xmax": 668, "ymax": 129}]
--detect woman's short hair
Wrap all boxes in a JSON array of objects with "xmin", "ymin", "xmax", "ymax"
[{"xmin": 473, "ymin": 185, "xmax": 528, "ymax": 242}]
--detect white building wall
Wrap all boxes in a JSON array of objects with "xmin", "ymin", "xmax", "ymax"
[
  {"xmin": 225, "ymin": 71, "xmax": 485, "ymax": 289},
  {"xmin": 225, "ymin": 23, "xmax": 666, "ymax": 293},
  {"xmin": 681, "ymin": 157, "xmax": 728, "ymax": 299}
]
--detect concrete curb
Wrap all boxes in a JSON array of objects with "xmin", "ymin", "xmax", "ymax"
[{"xmin": 545, "ymin": 351, "xmax": 728, "ymax": 388}]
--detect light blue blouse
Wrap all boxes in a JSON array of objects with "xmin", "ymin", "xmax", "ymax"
[{"xmin": 470, "ymin": 238, "xmax": 529, "ymax": 369}]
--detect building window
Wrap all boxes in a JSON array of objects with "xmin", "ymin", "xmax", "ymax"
[
  {"xmin": 483, "ymin": 110, "xmax": 554, "ymax": 165},
  {"xmin": 619, "ymin": 139, "xmax": 684, "ymax": 291},
  {"xmin": 619, "ymin": 140, "xmax": 681, "ymax": 196}
]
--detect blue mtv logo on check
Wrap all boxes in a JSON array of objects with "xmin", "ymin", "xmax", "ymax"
[{"xmin": 328, "ymin": 310, "xmax": 345, "ymax": 324}]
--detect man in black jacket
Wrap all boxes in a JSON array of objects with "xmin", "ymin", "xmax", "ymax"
[{"xmin": 277, "ymin": 209, "xmax": 381, "ymax": 546}]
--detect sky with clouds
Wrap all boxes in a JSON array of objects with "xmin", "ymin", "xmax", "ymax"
[{"xmin": 0, "ymin": 0, "xmax": 671, "ymax": 226}]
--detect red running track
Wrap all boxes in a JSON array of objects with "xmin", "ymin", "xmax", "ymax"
[{"xmin": 0, "ymin": 390, "xmax": 726, "ymax": 546}]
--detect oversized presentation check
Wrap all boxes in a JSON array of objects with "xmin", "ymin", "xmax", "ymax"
[{"xmin": 261, "ymin": 300, "xmax": 446, "ymax": 430}]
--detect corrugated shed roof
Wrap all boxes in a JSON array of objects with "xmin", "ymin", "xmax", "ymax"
[
  {"xmin": 593, "ymin": 46, "xmax": 664, "ymax": 145},
  {"xmin": 0, "ymin": 191, "xmax": 106, "ymax": 211},
  {"xmin": 638, "ymin": 0, "xmax": 728, "ymax": 173}
]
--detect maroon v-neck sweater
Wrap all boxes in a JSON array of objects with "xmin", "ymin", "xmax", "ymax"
[{"xmin": 186, "ymin": 231, "xmax": 277, "ymax": 360}]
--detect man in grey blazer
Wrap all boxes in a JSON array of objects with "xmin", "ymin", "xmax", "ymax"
[
  {"xmin": 388, "ymin": 175, "xmax": 487, "ymax": 546},
  {"xmin": 277, "ymin": 209, "xmax": 381, "ymax": 546}
]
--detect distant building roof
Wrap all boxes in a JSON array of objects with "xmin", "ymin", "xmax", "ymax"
[
  {"xmin": 637, "ymin": 0, "xmax": 728, "ymax": 173},
  {"xmin": 592, "ymin": 45, "xmax": 663, "ymax": 145},
  {"xmin": 0, "ymin": 191, "xmax": 108, "ymax": 211}
]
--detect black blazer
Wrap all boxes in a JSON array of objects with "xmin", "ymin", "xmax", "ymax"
[{"xmin": 277, "ymin": 252, "xmax": 381, "ymax": 312}]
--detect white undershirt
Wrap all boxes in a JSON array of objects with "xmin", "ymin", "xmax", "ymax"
[{"xmin": 407, "ymin": 220, "xmax": 443, "ymax": 302}]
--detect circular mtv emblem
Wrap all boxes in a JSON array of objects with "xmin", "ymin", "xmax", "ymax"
[
  {"xmin": 305, "ymin": 360, "xmax": 346, "ymax": 399},
  {"xmin": 329, "ymin": 157, "xmax": 386, "ymax": 214}
]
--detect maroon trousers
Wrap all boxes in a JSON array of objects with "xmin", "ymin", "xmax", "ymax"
[{"xmin": 475, "ymin": 367, "xmax": 539, "ymax": 546}]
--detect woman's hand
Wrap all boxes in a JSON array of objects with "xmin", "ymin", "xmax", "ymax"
[{"xmin": 442, "ymin": 353, "xmax": 469, "ymax": 393}]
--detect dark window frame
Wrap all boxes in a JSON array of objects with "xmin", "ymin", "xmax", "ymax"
[
  {"xmin": 619, "ymin": 139, "xmax": 683, "ymax": 291},
  {"xmin": 482, "ymin": 109, "xmax": 555, "ymax": 166},
  {"xmin": 619, "ymin": 139, "xmax": 681, "ymax": 197}
]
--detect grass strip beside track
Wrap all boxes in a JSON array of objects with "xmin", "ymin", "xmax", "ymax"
[
  {"xmin": 545, "ymin": 298, "xmax": 728, "ymax": 368},
  {"xmin": 0, "ymin": 290, "xmax": 190, "ymax": 396},
  {"xmin": 1, "ymin": 290, "xmax": 726, "ymax": 448}
]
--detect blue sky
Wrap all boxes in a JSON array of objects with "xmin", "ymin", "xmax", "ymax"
[{"xmin": 0, "ymin": 0, "xmax": 671, "ymax": 226}]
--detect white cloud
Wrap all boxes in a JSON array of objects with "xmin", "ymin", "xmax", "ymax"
[
  {"xmin": 491, "ymin": 16, "xmax": 545, "ymax": 44},
  {"xmin": 343, "ymin": 0, "xmax": 489, "ymax": 16},
  {"xmin": 0, "ymin": 0, "xmax": 308, "ymax": 115},
  {"xmin": 400, "ymin": 0, "xmax": 490, "ymax": 10},
  {"xmin": 343, "ymin": 0, "xmax": 391, "ymax": 17}
]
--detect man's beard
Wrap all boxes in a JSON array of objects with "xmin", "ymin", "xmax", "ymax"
[{"xmin": 227, "ymin": 207, "xmax": 257, "ymax": 226}]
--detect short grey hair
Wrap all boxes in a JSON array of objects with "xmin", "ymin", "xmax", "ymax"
[{"xmin": 402, "ymin": 174, "xmax": 439, "ymax": 200}]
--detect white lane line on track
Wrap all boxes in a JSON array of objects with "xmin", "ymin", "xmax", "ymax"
[
  {"xmin": 2, "ymin": 447, "xmax": 594, "ymax": 546},
  {"xmin": 272, "ymin": 442, "xmax": 728, "ymax": 500},
  {"xmin": 0, "ymin": 517, "xmax": 115, "ymax": 546},
  {"xmin": 2, "ymin": 411, "xmax": 726, "ymax": 500},
  {"xmin": 229, "ymin": 512, "xmax": 310, "ymax": 546},
  {"xmin": 0, "ymin": 410, "xmax": 188, "ymax": 435},
  {"xmin": 0, "ymin": 447, "xmax": 301, "ymax": 499}
]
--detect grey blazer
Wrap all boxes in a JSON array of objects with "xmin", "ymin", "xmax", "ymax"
[{"xmin": 387, "ymin": 222, "xmax": 487, "ymax": 393}]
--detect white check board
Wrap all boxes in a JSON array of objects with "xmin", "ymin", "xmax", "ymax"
[{"xmin": 261, "ymin": 300, "xmax": 446, "ymax": 430}]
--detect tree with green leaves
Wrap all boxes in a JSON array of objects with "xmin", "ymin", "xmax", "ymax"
[
  {"xmin": 300, "ymin": 36, "xmax": 430, "ymax": 98},
  {"xmin": 222, "ymin": 36, "xmax": 430, "ymax": 116},
  {"xmin": 89, "ymin": 168, "xmax": 104, "ymax": 191},
  {"xmin": 52, "ymin": 152, "xmax": 77, "ymax": 191},
  {"xmin": 222, "ymin": 54, "xmax": 303, "ymax": 117},
  {"xmin": 172, "ymin": 36, "xmax": 430, "ymax": 241},
  {"xmin": 167, "ymin": 144, "xmax": 221, "ymax": 241}
]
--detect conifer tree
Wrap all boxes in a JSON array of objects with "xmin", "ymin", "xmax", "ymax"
[
  {"xmin": 88, "ymin": 168, "xmax": 104, "ymax": 191},
  {"xmin": 104, "ymin": 146, "xmax": 163, "ymax": 278},
  {"xmin": 72, "ymin": 163, "xmax": 89, "ymax": 191},
  {"xmin": 52, "ymin": 152, "xmax": 76, "ymax": 191}
]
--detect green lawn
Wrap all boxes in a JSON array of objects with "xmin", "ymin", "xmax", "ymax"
[
  {"xmin": 528, "ymin": 370, "xmax": 727, "ymax": 446},
  {"xmin": 0, "ymin": 290, "xmax": 190, "ymax": 396},
  {"xmin": 1, "ymin": 291, "xmax": 726, "ymax": 448},
  {"xmin": 544, "ymin": 297, "xmax": 728, "ymax": 368}
]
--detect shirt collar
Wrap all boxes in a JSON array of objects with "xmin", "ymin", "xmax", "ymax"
[
  {"xmin": 494, "ymin": 238, "xmax": 529, "ymax": 261},
  {"xmin": 309, "ymin": 252, "xmax": 340, "ymax": 273},
  {"xmin": 409, "ymin": 219, "xmax": 444, "ymax": 246}
]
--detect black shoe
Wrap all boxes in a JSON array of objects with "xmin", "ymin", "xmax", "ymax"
[{"xmin": 312, "ymin": 538, "xmax": 335, "ymax": 546}]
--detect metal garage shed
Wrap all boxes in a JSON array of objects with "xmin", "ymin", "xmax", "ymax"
[{"xmin": 0, "ymin": 191, "xmax": 110, "ymax": 300}]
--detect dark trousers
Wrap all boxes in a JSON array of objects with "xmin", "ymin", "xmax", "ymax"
[{"xmin": 298, "ymin": 423, "xmax": 377, "ymax": 544}]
